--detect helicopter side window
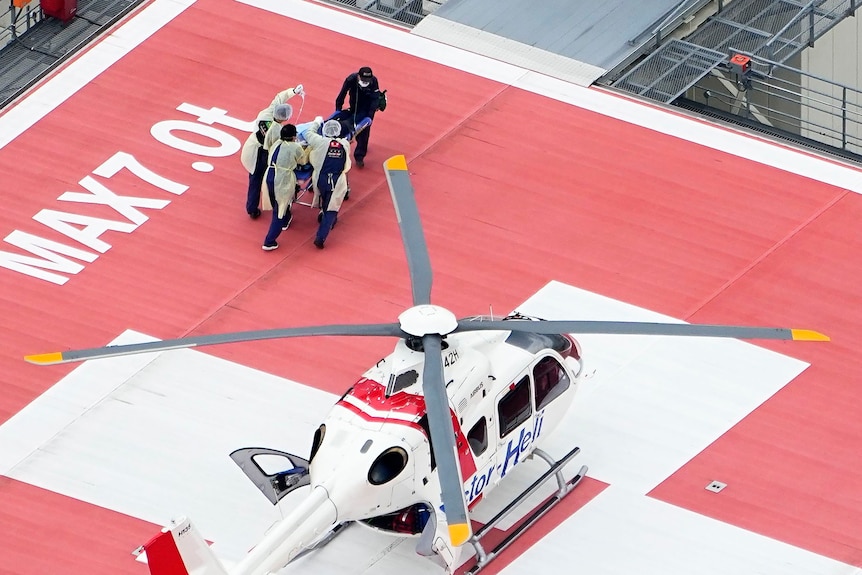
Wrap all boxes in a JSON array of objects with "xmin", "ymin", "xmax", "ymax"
[
  {"xmin": 533, "ymin": 356, "xmax": 570, "ymax": 411},
  {"xmin": 498, "ymin": 376, "xmax": 532, "ymax": 438},
  {"xmin": 467, "ymin": 417, "xmax": 488, "ymax": 456}
]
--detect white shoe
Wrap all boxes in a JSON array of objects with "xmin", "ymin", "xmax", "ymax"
[{"xmin": 262, "ymin": 242, "xmax": 279, "ymax": 251}]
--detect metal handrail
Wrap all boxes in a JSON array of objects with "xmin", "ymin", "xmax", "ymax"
[
  {"xmin": 691, "ymin": 48, "xmax": 862, "ymax": 154},
  {"xmin": 762, "ymin": 0, "xmax": 859, "ymax": 62},
  {"xmin": 729, "ymin": 46, "xmax": 862, "ymax": 94},
  {"xmin": 1, "ymin": 0, "xmax": 44, "ymax": 48}
]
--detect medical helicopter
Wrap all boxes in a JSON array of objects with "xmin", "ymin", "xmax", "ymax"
[{"xmin": 26, "ymin": 155, "xmax": 829, "ymax": 575}]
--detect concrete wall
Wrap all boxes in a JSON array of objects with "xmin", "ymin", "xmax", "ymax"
[
  {"xmin": 2, "ymin": 2, "xmax": 14, "ymax": 47},
  {"xmin": 802, "ymin": 9, "xmax": 862, "ymax": 89},
  {"xmin": 801, "ymin": 9, "xmax": 862, "ymax": 151}
]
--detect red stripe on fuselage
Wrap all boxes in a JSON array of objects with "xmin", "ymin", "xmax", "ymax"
[
  {"xmin": 342, "ymin": 380, "xmax": 478, "ymax": 479},
  {"xmin": 336, "ymin": 397, "xmax": 427, "ymax": 434},
  {"xmin": 351, "ymin": 378, "xmax": 425, "ymax": 416}
]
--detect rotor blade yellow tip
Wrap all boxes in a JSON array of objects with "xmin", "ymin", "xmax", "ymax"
[
  {"xmin": 448, "ymin": 522, "xmax": 471, "ymax": 547},
  {"xmin": 384, "ymin": 155, "xmax": 408, "ymax": 171},
  {"xmin": 25, "ymin": 352, "xmax": 64, "ymax": 365},
  {"xmin": 791, "ymin": 329, "xmax": 830, "ymax": 341}
]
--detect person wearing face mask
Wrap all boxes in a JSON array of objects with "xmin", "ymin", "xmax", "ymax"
[{"xmin": 334, "ymin": 66, "xmax": 380, "ymax": 168}]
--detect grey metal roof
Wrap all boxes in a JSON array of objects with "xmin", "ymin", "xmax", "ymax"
[{"xmin": 419, "ymin": 0, "xmax": 694, "ymax": 74}]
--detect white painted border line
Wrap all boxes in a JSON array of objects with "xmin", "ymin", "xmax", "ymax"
[{"xmin": 0, "ymin": 0, "xmax": 197, "ymax": 150}]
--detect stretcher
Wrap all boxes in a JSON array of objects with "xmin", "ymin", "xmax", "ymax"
[{"xmin": 293, "ymin": 111, "xmax": 372, "ymax": 207}]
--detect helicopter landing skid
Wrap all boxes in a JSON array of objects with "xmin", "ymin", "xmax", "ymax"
[{"xmin": 465, "ymin": 445, "xmax": 587, "ymax": 575}]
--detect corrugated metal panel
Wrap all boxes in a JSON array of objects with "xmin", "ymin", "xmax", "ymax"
[
  {"xmin": 412, "ymin": 15, "xmax": 606, "ymax": 86},
  {"xmin": 419, "ymin": 0, "xmax": 687, "ymax": 70}
]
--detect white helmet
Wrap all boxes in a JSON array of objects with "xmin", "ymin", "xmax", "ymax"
[{"xmin": 322, "ymin": 119, "xmax": 342, "ymax": 138}]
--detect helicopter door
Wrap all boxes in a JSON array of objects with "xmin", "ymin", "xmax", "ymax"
[
  {"xmin": 495, "ymin": 375, "xmax": 535, "ymax": 480},
  {"xmin": 531, "ymin": 354, "xmax": 572, "ymax": 425}
]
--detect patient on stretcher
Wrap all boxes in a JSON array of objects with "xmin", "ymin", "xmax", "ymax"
[{"xmin": 293, "ymin": 112, "xmax": 370, "ymax": 204}]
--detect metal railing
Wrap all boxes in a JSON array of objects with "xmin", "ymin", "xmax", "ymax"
[
  {"xmin": 684, "ymin": 49, "xmax": 862, "ymax": 156},
  {"xmin": 1, "ymin": 0, "xmax": 44, "ymax": 48},
  {"xmin": 756, "ymin": 0, "xmax": 861, "ymax": 63},
  {"xmin": 322, "ymin": 0, "xmax": 429, "ymax": 27}
]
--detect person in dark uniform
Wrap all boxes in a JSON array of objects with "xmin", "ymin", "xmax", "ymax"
[{"xmin": 334, "ymin": 66, "xmax": 380, "ymax": 168}]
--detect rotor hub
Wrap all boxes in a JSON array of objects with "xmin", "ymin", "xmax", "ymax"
[{"xmin": 398, "ymin": 305, "xmax": 458, "ymax": 337}]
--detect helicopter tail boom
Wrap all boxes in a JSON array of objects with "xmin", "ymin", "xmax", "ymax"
[
  {"xmin": 143, "ymin": 516, "xmax": 228, "ymax": 575},
  {"xmin": 229, "ymin": 484, "xmax": 338, "ymax": 575}
]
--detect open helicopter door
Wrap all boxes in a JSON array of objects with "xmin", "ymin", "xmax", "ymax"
[{"xmin": 229, "ymin": 447, "xmax": 310, "ymax": 505}]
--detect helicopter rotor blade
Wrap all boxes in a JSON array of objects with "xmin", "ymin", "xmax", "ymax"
[
  {"xmin": 25, "ymin": 323, "xmax": 406, "ymax": 365},
  {"xmin": 454, "ymin": 319, "xmax": 829, "ymax": 341},
  {"xmin": 384, "ymin": 155, "xmax": 433, "ymax": 306},
  {"xmin": 421, "ymin": 333, "xmax": 471, "ymax": 548}
]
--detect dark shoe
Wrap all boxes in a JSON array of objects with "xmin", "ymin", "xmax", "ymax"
[
  {"xmin": 249, "ymin": 209, "xmax": 261, "ymax": 220},
  {"xmin": 345, "ymin": 186, "xmax": 350, "ymax": 200},
  {"xmin": 355, "ymin": 158, "xmax": 364, "ymax": 168},
  {"xmin": 262, "ymin": 242, "xmax": 279, "ymax": 251},
  {"xmin": 281, "ymin": 213, "xmax": 293, "ymax": 231},
  {"xmin": 313, "ymin": 239, "xmax": 324, "ymax": 249}
]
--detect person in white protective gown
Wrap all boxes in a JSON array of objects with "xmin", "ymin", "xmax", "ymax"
[
  {"xmin": 241, "ymin": 84, "xmax": 304, "ymax": 219},
  {"xmin": 261, "ymin": 124, "xmax": 308, "ymax": 251},
  {"xmin": 301, "ymin": 118, "xmax": 351, "ymax": 249}
]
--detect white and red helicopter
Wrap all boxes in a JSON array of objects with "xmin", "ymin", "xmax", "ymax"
[{"xmin": 26, "ymin": 155, "xmax": 829, "ymax": 575}]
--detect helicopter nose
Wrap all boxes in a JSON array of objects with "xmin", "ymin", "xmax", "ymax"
[
  {"xmin": 312, "ymin": 439, "xmax": 413, "ymax": 515},
  {"xmin": 308, "ymin": 419, "xmax": 421, "ymax": 519}
]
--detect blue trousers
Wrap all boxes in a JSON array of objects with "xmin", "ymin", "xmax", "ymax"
[
  {"xmin": 315, "ymin": 188, "xmax": 338, "ymax": 245},
  {"xmin": 246, "ymin": 146, "xmax": 267, "ymax": 215},
  {"xmin": 264, "ymin": 185, "xmax": 290, "ymax": 247}
]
